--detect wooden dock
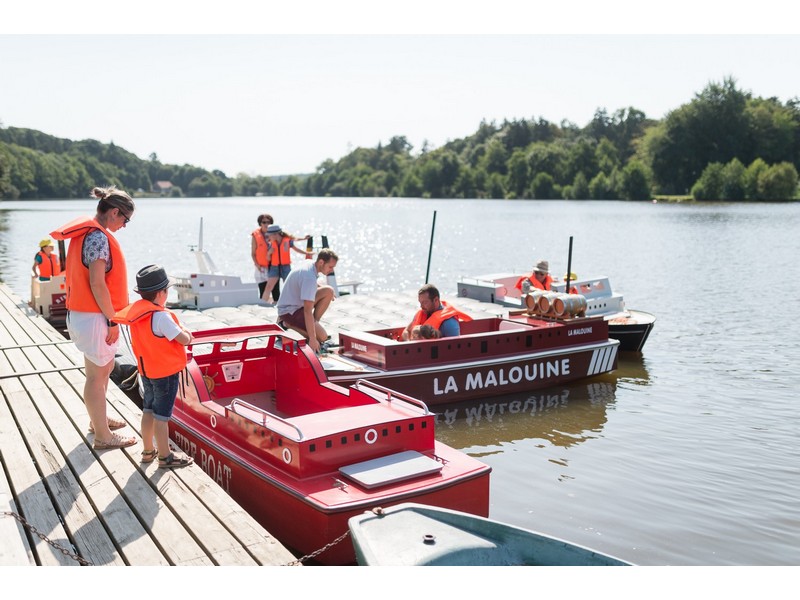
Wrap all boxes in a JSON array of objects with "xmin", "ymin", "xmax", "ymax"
[{"xmin": 0, "ymin": 283, "xmax": 297, "ymax": 566}]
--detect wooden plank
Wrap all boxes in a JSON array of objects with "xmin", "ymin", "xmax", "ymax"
[
  {"xmin": 0, "ymin": 283, "xmax": 296, "ymax": 566},
  {"xmin": 4, "ymin": 375, "xmax": 125, "ymax": 565},
  {"xmin": 56, "ymin": 371, "xmax": 293, "ymax": 565},
  {"xmin": 0, "ymin": 384, "xmax": 74, "ymax": 565},
  {"xmin": 0, "ymin": 477, "xmax": 33, "ymax": 565},
  {"xmin": 37, "ymin": 371, "xmax": 199, "ymax": 566},
  {"xmin": 0, "ymin": 286, "xmax": 59, "ymax": 345},
  {"xmin": 165, "ymin": 463, "xmax": 298, "ymax": 565}
]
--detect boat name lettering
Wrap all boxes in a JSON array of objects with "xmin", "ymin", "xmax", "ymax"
[
  {"xmin": 199, "ymin": 449, "xmax": 233, "ymax": 493},
  {"xmin": 174, "ymin": 431, "xmax": 233, "ymax": 493},
  {"xmin": 568, "ymin": 327, "xmax": 592, "ymax": 336},
  {"xmin": 174, "ymin": 430, "xmax": 198, "ymax": 459},
  {"xmin": 433, "ymin": 359, "xmax": 571, "ymax": 396},
  {"xmin": 351, "ymin": 342, "xmax": 368, "ymax": 352}
]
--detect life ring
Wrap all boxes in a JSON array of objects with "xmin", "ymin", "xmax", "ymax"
[
  {"xmin": 282, "ymin": 448, "xmax": 292, "ymax": 463},
  {"xmin": 365, "ymin": 428, "xmax": 378, "ymax": 444}
]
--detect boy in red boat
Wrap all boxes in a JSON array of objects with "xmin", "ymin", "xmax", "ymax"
[{"xmin": 113, "ymin": 265, "xmax": 194, "ymax": 469}]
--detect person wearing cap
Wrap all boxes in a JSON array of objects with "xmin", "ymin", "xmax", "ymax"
[
  {"xmin": 260, "ymin": 223, "xmax": 312, "ymax": 305},
  {"xmin": 31, "ymin": 238, "xmax": 61, "ymax": 281},
  {"xmin": 50, "ymin": 186, "xmax": 137, "ymax": 450},
  {"xmin": 515, "ymin": 259, "xmax": 553, "ymax": 292},
  {"xmin": 113, "ymin": 265, "xmax": 194, "ymax": 469}
]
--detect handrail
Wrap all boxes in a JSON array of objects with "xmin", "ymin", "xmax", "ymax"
[
  {"xmin": 353, "ymin": 379, "xmax": 430, "ymax": 415},
  {"xmin": 228, "ymin": 398, "xmax": 304, "ymax": 441}
]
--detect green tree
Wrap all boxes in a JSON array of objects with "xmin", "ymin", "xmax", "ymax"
[
  {"xmin": 481, "ymin": 139, "xmax": 508, "ymax": 175},
  {"xmin": 619, "ymin": 160, "xmax": 652, "ymax": 200},
  {"xmin": 507, "ymin": 148, "xmax": 530, "ymax": 198},
  {"xmin": 646, "ymin": 77, "xmax": 751, "ymax": 194},
  {"xmin": 530, "ymin": 172, "xmax": 557, "ymax": 199},
  {"xmin": 487, "ymin": 172, "xmax": 506, "ymax": 199},
  {"xmin": 589, "ymin": 172, "xmax": 616, "ymax": 199},
  {"xmin": 187, "ymin": 174, "xmax": 220, "ymax": 197},
  {"xmin": 691, "ymin": 162, "xmax": 725, "ymax": 200},
  {"xmin": 746, "ymin": 97, "xmax": 798, "ymax": 165},
  {"xmin": 743, "ymin": 158, "xmax": 768, "ymax": 199},
  {"xmin": 399, "ymin": 171, "xmax": 423, "ymax": 198},
  {"xmin": 570, "ymin": 172, "xmax": 590, "ymax": 199},
  {"xmin": 757, "ymin": 162, "xmax": 799, "ymax": 200},
  {"xmin": 721, "ymin": 158, "xmax": 746, "ymax": 200}
]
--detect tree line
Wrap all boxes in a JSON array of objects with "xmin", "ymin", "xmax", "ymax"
[{"xmin": 1, "ymin": 77, "xmax": 798, "ymax": 201}]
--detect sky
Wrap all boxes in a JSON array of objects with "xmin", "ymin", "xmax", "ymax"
[{"xmin": 2, "ymin": 2, "xmax": 799, "ymax": 178}]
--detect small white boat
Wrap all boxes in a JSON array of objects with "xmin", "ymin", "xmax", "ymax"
[
  {"xmin": 170, "ymin": 218, "xmax": 262, "ymax": 309},
  {"xmin": 348, "ymin": 503, "xmax": 632, "ymax": 566}
]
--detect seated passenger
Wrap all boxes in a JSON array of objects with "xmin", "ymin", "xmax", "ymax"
[
  {"xmin": 514, "ymin": 259, "xmax": 553, "ymax": 292},
  {"xmin": 401, "ymin": 284, "xmax": 472, "ymax": 340}
]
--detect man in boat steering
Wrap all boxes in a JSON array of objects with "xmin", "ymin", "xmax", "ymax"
[
  {"xmin": 401, "ymin": 284, "xmax": 472, "ymax": 341},
  {"xmin": 514, "ymin": 259, "xmax": 553, "ymax": 292},
  {"xmin": 276, "ymin": 248, "xmax": 338, "ymax": 353}
]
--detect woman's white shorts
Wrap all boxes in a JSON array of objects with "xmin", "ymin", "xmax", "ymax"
[{"xmin": 66, "ymin": 311, "xmax": 119, "ymax": 367}]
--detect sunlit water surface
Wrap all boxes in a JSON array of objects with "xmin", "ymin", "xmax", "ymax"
[{"xmin": 1, "ymin": 197, "xmax": 798, "ymax": 566}]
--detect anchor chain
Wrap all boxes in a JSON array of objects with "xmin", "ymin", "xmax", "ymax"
[
  {"xmin": 283, "ymin": 529, "xmax": 351, "ymax": 566},
  {"xmin": 2, "ymin": 510, "xmax": 93, "ymax": 566}
]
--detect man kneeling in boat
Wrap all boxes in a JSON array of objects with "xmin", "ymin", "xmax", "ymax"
[
  {"xmin": 401, "ymin": 284, "xmax": 472, "ymax": 341},
  {"xmin": 276, "ymin": 248, "xmax": 338, "ymax": 353}
]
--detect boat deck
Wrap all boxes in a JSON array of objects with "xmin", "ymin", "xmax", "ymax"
[
  {"xmin": 0, "ymin": 283, "xmax": 297, "ymax": 566},
  {"xmin": 172, "ymin": 290, "xmax": 510, "ymax": 344}
]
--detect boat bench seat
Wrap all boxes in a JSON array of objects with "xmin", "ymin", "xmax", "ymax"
[{"xmin": 339, "ymin": 450, "xmax": 443, "ymax": 489}]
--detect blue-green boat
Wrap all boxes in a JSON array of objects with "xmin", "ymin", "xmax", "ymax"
[{"xmin": 348, "ymin": 503, "xmax": 632, "ymax": 566}]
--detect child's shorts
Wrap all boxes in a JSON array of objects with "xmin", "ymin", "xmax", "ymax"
[
  {"xmin": 141, "ymin": 373, "xmax": 180, "ymax": 421},
  {"xmin": 268, "ymin": 265, "xmax": 291, "ymax": 280}
]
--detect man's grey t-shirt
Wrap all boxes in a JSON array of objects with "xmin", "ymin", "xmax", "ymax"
[{"xmin": 277, "ymin": 260, "xmax": 318, "ymax": 316}]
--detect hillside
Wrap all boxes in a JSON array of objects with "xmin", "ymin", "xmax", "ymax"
[{"xmin": 1, "ymin": 77, "xmax": 798, "ymax": 201}]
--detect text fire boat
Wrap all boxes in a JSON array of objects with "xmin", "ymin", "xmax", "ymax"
[
  {"xmin": 170, "ymin": 323, "xmax": 491, "ymax": 565},
  {"xmin": 318, "ymin": 295, "xmax": 620, "ymax": 405}
]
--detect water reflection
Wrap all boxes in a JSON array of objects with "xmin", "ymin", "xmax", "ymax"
[
  {"xmin": 434, "ymin": 380, "xmax": 616, "ymax": 450},
  {"xmin": 434, "ymin": 355, "xmax": 650, "ymax": 451}
]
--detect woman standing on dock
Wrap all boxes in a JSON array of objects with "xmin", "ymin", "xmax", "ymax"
[{"xmin": 51, "ymin": 186, "xmax": 137, "ymax": 450}]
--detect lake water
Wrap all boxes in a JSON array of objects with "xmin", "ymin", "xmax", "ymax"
[{"xmin": 1, "ymin": 196, "xmax": 799, "ymax": 567}]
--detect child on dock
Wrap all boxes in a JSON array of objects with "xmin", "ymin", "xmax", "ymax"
[{"xmin": 113, "ymin": 264, "xmax": 194, "ymax": 468}]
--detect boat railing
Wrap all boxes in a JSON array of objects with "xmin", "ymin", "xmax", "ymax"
[
  {"xmin": 353, "ymin": 379, "xmax": 430, "ymax": 415},
  {"xmin": 228, "ymin": 397, "xmax": 304, "ymax": 441}
]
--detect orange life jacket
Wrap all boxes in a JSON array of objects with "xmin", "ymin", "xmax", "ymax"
[
  {"xmin": 36, "ymin": 250, "xmax": 61, "ymax": 279},
  {"xmin": 410, "ymin": 301, "xmax": 473, "ymax": 332},
  {"xmin": 270, "ymin": 236, "xmax": 292, "ymax": 266},
  {"xmin": 252, "ymin": 229, "xmax": 270, "ymax": 267},
  {"xmin": 514, "ymin": 273, "xmax": 552, "ymax": 291},
  {"xmin": 113, "ymin": 300, "xmax": 187, "ymax": 379},
  {"xmin": 51, "ymin": 216, "xmax": 129, "ymax": 313}
]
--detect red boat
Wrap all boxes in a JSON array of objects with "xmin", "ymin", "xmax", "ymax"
[
  {"xmin": 320, "ymin": 306, "xmax": 620, "ymax": 405},
  {"xmin": 169, "ymin": 324, "xmax": 491, "ymax": 565}
]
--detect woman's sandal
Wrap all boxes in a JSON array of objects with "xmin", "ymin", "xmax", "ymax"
[
  {"xmin": 93, "ymin": 432, "xmax": 137, "ymax": 450},
  {"xmin": 158, "ymin": 452, "xmax": 193, "ymax": 469},
  {"xmin": 88, "ymin": 418, "xmax": 127, "ymax": 434},
  {"xmin": 141, "ymin": 449, "xmax": 158, "ymax": 463}
]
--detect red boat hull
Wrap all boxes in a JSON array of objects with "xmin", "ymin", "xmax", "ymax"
[
  {"xmin": 167, "ymin": 324, "xmax": 491, "ymax": 565},
  {"xmin": 327, "ymin": 315, "xmax": 620, "ymax": 404}
]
